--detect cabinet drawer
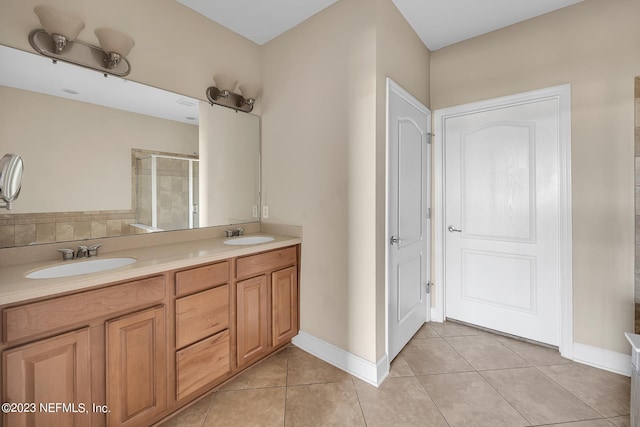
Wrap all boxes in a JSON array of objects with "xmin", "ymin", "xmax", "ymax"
[
  {"xmin": 3, "ymin": 275, "xmax": 165, "ymax": 343},
  {"xmin": 176, "ymin": 330, "xmax": 230, "ymax": 400},
  {"xmin": 176, "ymin": 285, "xmax": 229, "ymax": 349},
  {"xmin": 236, "ymin": 246, "xmax": 297, "ymax": 280},
  {"xmin": 175, "ymin": 261, "xmax": 229, "ymax": 297}
]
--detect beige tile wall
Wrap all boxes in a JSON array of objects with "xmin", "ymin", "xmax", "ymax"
[{"xmin": 0, "ymin": 211, "xmax": 137, "ymax": 248}]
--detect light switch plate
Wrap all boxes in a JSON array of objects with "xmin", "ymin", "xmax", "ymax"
[{"xmin": 262, "ymin": 206, "xmax": 269, "ymax": 218}]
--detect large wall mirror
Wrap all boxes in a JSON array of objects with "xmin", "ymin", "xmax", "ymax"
[{"xmin": 0, "ymin": 44, "xmax": 260, "ymax": 248}]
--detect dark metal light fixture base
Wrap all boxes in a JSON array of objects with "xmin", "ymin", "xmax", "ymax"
[
  {"xmin": 29, "ymin": 29, "xmax": 131, "ymax": 77},
  {"xmin": 206, "ymin": 86, "xmax": 253, "ymax": 113}
]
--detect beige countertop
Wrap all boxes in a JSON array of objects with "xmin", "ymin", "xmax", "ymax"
[{"xmin": 0, "ymin": 233, "xmax": 301, "ymax": 306}]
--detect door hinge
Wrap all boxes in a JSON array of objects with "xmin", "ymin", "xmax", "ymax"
[
  {"xmin": 424, "ymin": 282, "xmax": 433, "ymax": 294},
  {"xmin": 426, "ymin": 208, "xmax": 431, "ymax": 219}
]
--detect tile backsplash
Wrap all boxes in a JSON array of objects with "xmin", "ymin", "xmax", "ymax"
[{"xmin": 0, "ymin": 211, "xmax": 137, "ymax": 248}]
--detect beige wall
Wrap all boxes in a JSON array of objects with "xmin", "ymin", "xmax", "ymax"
[
  {"xmin": 0, "ymin": 0, "xmax": 262, "ymax": 112},
  {"xmin": 374, "ymin": 0, "xmax": 430, "ymax": 359},
  {"xmin": 262, "ymin": 0, "xmax": 429, "ymax": 362},
  {"xmin": 430, "ymin": 0, "xmax": 640, "ymax": 354},
  {"xmin": 261, "ymin": 0, "xmax": 377, "ymax": 362},
  {"xmin": 199, "ymin": 104, "xmax": 260, "ymax": 226}
]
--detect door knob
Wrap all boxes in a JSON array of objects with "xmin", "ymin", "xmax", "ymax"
[
  {"xmin": 448, "ymin": 225, "xmax": 462, "ymax": 233},
  {"xmin": 390, "ymin": 236, "xmax": 404, "ymax": 245}
]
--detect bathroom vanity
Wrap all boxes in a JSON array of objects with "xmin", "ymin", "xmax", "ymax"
[{"xmin": 0, "ymin": 234, "xmax": 300, "ymax": 427}]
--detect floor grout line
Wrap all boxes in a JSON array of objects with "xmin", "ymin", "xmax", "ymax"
[
  {"xmin": 199, "ymin": 391, "xmax": 216, "ymax": 427},
  {"xmin": 283, "ymin": 347, "xmax": 290, "ymax": 427},
  {"xmin": 533, "ymin": 364, "xmax": 611, "ymax": 419},
  {"xmin": 350, "ymin": 377, "xmax": 370, "ymax": 426}
]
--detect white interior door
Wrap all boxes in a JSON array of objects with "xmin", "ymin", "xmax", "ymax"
[
  {"xmin": 444, "ymin": 96, "xmax": 563, "ymax": 346},
  {"xmin": 387, "ymin": 79, "xmax": 431, "ymax": 361}
]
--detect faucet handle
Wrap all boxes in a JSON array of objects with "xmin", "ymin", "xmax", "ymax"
[
  {"xmin": 225, "ymin": 229, "xmax": 234, "ymax": 238},
  {"xmin": 88, "ymin": 244, "xmax": 102, "ymax": 257},
  {"xmin": 57, "ymin": 248, "xmax": 75, "ymax": 261}
]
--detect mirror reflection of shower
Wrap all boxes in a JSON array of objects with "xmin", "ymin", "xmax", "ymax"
[{"xmin": 134, "ymin": 152, "xmax": 199, "ymax": 233}]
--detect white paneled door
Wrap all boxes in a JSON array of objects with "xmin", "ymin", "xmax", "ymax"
[
  {"xmin": 443, "ymin": 94, "xmax": 565, "ymax": 346},
  {"xmin": 387, "ymin": 79, "xmax": 431, "ymax": 361}
]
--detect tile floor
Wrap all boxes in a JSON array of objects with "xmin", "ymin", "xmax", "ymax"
[{"xmin": 158, "ymin": 321, "xmax": 631, "ymax": 427}]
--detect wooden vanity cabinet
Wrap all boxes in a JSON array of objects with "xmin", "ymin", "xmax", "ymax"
[
  {"xmin": 0, "ymin": 275, "xmax": 167, "ymax": 427},
  {"xmin": 0, "ymin": 244, "xmax": 300, "ymax": 427},
  {"xmin": 236, "ymin": 246, "xmax": 299, "ymax": 369}
]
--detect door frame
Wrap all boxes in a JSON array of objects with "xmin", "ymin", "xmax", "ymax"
[
  {"xmin": 385, "ymin": 78, "xmax": 431, "ymax": 363},
  {"xmin": 433, "ymin": 84, "xmax": 573, "ymax": 359}
]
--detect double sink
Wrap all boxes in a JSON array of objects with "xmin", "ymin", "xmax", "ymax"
[{"xmin": 25, "ymin": 236, "xmax": 275, "ymax": 279}]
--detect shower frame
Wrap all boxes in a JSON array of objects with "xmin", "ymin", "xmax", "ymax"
[{"xmin": 136, "ymin": 153, "xmax": 199, "ymax": 230}]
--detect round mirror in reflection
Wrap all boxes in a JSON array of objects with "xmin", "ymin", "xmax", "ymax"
[{"xmin": 0, "ymin": 153, "xmax": 24, "ymax": 208}]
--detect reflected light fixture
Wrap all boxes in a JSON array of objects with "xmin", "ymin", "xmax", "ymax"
[
  {"xmin": 29, "ymin": 5, "xmax": 135, "ymax": 77},
  {"xmin": 95, "ymin": 28, "xmax": 135, "ymax": 69},
  {"xmin": 206, "ymin": 74, "xmax": 260, "ymax": 113}
]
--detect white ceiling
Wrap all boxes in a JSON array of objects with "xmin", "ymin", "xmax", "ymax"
[
  {"xmin": 176, "ymin": 0, "xmax": 340, "ymax": 46},
  {"xmin": 177, "ymin": 0, "xmax": 583, "ymax": 50},
  {"xmin": 392, "ymin": 0, "xmax": 584, "ymax": 51}
]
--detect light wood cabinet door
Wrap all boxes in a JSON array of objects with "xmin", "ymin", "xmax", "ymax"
[
  {"xmin": 106, "ymin": 306, "xmax": 166, "ymax": 427},
  {"xmin": 2, "ymin": 328, "xmax": 92, "ymax": 427},
  {"xmin": 236, "ymin": 275, "xmax": 268, "ymax": 368},
  {"xmin": 271, "ymin": 267, "xmax": 298, "ymax": 348}
]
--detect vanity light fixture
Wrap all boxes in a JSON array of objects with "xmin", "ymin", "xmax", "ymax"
[
  {"xmin": 212, "ymin": 74, "xmax": 237, "ymax": 99},
  {"xmin": 206, "ymin": 74, "xmax": 260, "ymax": 113},
  {"xmin": 29, "ymin": 5, "xmax": 134, "ymax": 77},
  {"xmin": 33, "ymin": 5, "xmax": 84, "ymax": 53}
]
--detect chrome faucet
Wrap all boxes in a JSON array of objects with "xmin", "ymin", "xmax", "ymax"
[
  {"xmin": 225, "ymin": 227, "xmax": 244, "ymax": 238},
  {"xmin": 87, "ymin": 244, "xmax": 102, "ymax": 257},
  {"xmin": 56, "ymin": 248, "xmax": 75, "ymax": 261},
  {"xmin": 76, "ymin": 245, "xmax": 89, "ymax": 258},
  {"xmin": 56, "ymin": 243, "xmax": 103, "ymax": 260}
]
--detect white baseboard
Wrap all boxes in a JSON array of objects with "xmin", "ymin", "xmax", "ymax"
[
  {"xmin": 292, "ymin": 333, "xmax": 631, "ymax": 384},
  {"xmin": 291, "ymin": 331, "xmax": 389, "ymax": 387},
  {"xmin": 573, "ymin": 342, "xmax": 631, "ymax": 377}
]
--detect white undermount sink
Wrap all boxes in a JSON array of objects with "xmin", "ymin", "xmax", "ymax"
[
  {"xmin": 26, "ymin": 257, "xmax": 137, "ymax": 279},
  {"xmin": 224, "ymin": 236, "xmax": 275, "ymax": 246}
]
